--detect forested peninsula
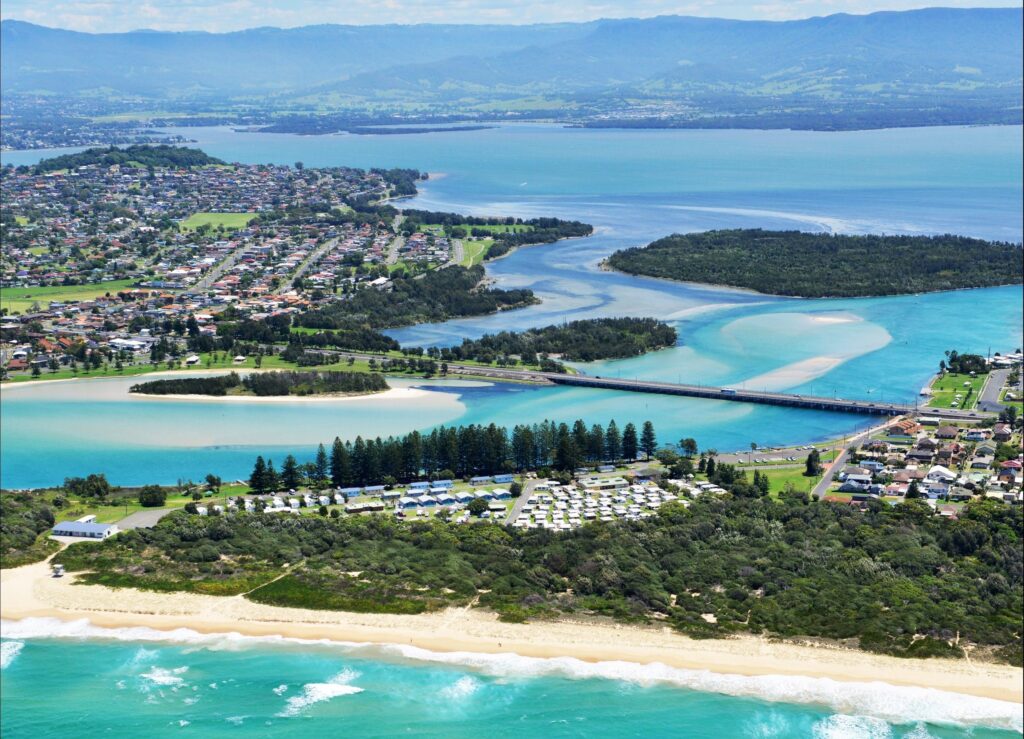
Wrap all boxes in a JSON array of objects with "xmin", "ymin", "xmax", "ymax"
[
  {"xmin": 442, "ymin": 317, "xmax": 677, "ymax": 363},
  {"xmin": 297, "ymin": 265, "xmax": 538, "ymax": 330},
  {"xmin": 130, "ymin": 370, "xmax": 388, "ymax": 397},
  {"xmin": 606, "ymin": 230, "xmax": 1024, "ymax": 298},
  {"xmin": 32, "ymin": 145, "xmax": 223, "ymax": 174}
]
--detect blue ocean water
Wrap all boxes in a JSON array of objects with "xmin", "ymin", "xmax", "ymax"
[
  {"xmin": 2, "ymin": 621, "xmax": 1021, "ymax": 738},
  {"xmin": 2, "ymin": 125, "xmax": 1021, "ymax": 488}
]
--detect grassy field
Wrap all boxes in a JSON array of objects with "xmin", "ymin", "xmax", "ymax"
[
  {"xmin": 1, "ymin": 278, "xmax": 141, "ymax": 314},
  {"xmin": 178, "ymin": 212, "xmax": 256, "ymax": 233},
  {"xmin": 15, "ymin": 216, "xmax": 30, "ymax": 226},
  {"xmin": 458, "ymin": 238, "xmax": 493, "ymax": 267},
  {"xmin": 759, "ymin": 467, "xmax": 822, "ymax": 496},
  {"xmin": 464, "ymin": 224, "xmax": 532, "ymax": 234},
  {"xmin": 926, "ymin": 372, "xmax": 987, "ymax": 409}
]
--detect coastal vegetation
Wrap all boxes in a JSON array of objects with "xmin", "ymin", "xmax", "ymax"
[
  {"xmin": 31, "ymin": 145, "xmax": 224, "ymax": 174},
  {"xmin": 52, "ymin": 494, "xmax": 1023, "ymax": 664},
  {"xmin": 130, "ymin": 370, "xmax": 388, "ymax": 397},
  {"xmin": 440, "ymin": 318, "xmax": 678, "ymax": 363},
  {"xmin": 606, "ymin": 230, "xmax": 1024, "ymax": 297},
  {"xmin": 297, "ymin": 265, "xmax": 538, "ymax": 330},
  {"xmin": 0, "ymin": 492, "xmax": 58, "ymax": 568}
]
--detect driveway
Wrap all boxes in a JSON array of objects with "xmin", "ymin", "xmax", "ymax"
[{"xmin": 117, "ymin": 507, "xmax": 177, "ymax": 529}]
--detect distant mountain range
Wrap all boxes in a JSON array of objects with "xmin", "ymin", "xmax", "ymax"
[{"xmin": 2, "ymin": 8, "xmax": 1021, "ymax": 128}]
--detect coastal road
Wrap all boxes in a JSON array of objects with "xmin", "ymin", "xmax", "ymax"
[
  {"xmin": 811, "ymin": 419, "xmax": 894, "ymax": 498},
  {"xmin": 977, "ymin": 368, "xmax": 1011, "ymax": 412},
  {"xmin": 275, "ymin": 237, "xmax": 339, "ymax": 294}
]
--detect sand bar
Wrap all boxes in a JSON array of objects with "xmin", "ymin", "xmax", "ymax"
[{"xmin": 2, "ymin": 560, "xmax": 1020, "ymax": 704}]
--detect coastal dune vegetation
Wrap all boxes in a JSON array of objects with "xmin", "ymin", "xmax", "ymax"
[
  {"xmin": 48, "ymin": 493, "xmax": 1023, "ymax": 665},
  {"xmin": 606, "ymin": 229, "xmax": 1024, "ymax": 297}
]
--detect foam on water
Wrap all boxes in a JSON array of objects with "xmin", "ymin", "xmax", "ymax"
[
  {"xmin": 0, "ymin": 640, "xmax": 24, "ymax": 669},
  {"xmin": 277, "ymin": 669, "xmax": 364, "ymax": 717},
  {"xmin": 439, "ymin": 676, "xmax": 481, "ymax": 701},
  {"xmin": 140, "ymin": 665, "xmax": 189, "ymax": 687},
  {"xmin": 3, "ymin": 618, "xmax": 1020, "ymax": 732}
]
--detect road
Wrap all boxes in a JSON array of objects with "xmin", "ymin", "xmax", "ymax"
[
  {"xmin": 811, "ymin": 419, "xmax": 893, "ymax": 498},
  {"xmin": 186, "ymin": 242, "xmax": 251, "ymax": 294},
  {"xmin": 386, "ymin": 214, "xmax": 406, "ymax": 265},
  {"xmin": 505, "ymin": 478, "xmax": 543, "ymax": 524},
  {"xmin": 274, "ymin": 237, "xmax": 339, "ymax": 294},
  {"xmin": 977, "ymin": 368, "xmax": 1011, "ymax": 412}
]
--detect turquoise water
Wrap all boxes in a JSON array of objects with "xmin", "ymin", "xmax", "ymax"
[
  {"xmin": 2, "ymin": 621, "xmax": 1021, "ymax": 737},
  {"xmin": 1, "ymin": 125, "xmax": 1021, "ymax": 488},
  {"xmin": 2, "ymin": 126, "xmax": 1023, "ymax": 736}
]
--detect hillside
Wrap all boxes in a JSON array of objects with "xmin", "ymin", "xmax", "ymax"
[{"xmin": 2, "ymin": 9, "xmax": 1021, "ymax": 128}]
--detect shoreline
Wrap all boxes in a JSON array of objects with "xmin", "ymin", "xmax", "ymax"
[{"xmin": 2, "ymin": 561, "xmax": 1021, "ymax": 706}]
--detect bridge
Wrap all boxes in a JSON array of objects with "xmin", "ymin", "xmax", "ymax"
[
  {"xmin": 291, "ymin": 349, "xmax": 988, "ymax": 422},
  {"xmin": 541, "ymin": 373, "xmax": 987, "ymax": 422}
]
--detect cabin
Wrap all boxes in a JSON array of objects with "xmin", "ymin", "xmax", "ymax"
[
  {"xmin": 493, "ymin": 474, "xmax": 515, "ymax": 484},
  {"xmin": 492, "ymin": 488, "xmax": 512, "ymax": 500},
  {"xmin": 470, "ymin": 476, "xmax": 493, "ymax": 486}
]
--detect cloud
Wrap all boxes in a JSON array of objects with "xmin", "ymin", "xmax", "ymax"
[{"xmin": 2, "ymin": 0, "xmax": 1020, "ymax": 32}]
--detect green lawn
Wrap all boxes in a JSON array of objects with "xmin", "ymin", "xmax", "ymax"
[
  {"xmin": 458, "ymin": 238, "xmax": 493, "ymax": 267},
  {"xmin": 15, "ymin": 216, "xmax": 30, "ymax": 226},
  {"xmin": 759, "ymin": 467, "xmax": 822, "ymax": 497},
  {"xmin": 178, "ymin": 212, "xmax": 256, "ymax": 233},
  {"xmin": 1, "ymin": 278, "xmax": 141, "ymax": 314},
  {"xmin": 926, "ymin": 372, "xmax": 987, "ymax": 409}
]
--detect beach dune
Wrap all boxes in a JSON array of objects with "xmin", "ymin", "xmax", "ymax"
[{"xmin": 2, "ymin": 560, "xmax": 1020, "ymax": 705}]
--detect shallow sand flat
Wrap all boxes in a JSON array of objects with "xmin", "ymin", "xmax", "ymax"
[{"xmin": 2, "ymin": 561, "xmax": 1020, "ymax": 705}]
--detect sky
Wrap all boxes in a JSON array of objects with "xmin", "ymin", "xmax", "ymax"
[{"xmin": 2, "ymin": 0, "xmax": 1021, "ymax": 32}]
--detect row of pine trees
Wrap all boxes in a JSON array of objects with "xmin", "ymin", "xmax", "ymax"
[{"xmin": 248, "ymin": 418, "xmax": 659, "ymax": 493}]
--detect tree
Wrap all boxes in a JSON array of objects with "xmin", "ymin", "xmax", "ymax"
[
  {"xmin": 906, "ymin": 480, "xmax": 924, "ymax": 499},
  {"xmin": 314, "ymin": 443, "xmax": 329, "ymax": 486},
  {"xmin": 622, "ymin": 423, "xmax": 638, "ymax": 461},
  {"xmin": 281, "ymin": 454, "xmax": 300, "ymax": 491},
  {"xmin": 249, "ymin": 456, "xmax": 268, "ymax": 495},
  {"xmin": 705, "ymin": 457, "xmax": 716, "ymax": 477},
  {"xmin": 467, "ymin": 498, "xmax": 489, "ymax": 517},
  {"xmin": 679, "ymin": 437, "xmax": 698, "ymax": 457},
  {"xmin": 804, "ymin": 450, "xmax": 822, "ymax": 477},
  {"xmin": 640, "ymin": 421, "xmax": 657, "ymax": 460},
  {"xmin": 138, "ymin": 485, "xmax": 167, "ymax": 507},
  {"xmin": 605, "ymin": 420, "xmax": 622, "ymax": 461},
  {"xmin": 205, "ymin": 474, "xmax": 222, "ymax": 494},
  {"xmin": 509, "ymin": 481, "xmax": 523, "ymax": 498}
]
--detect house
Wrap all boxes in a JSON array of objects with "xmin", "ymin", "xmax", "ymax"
[
  {"xmin": 925, "ymin": 465, "xmax": 957, "ymax": 484},
  {"xmin": 970, "ymin": 455, "xmax": 994, "ymax": 470},
  {"xmin": 860, "ymin": 460, "xmax": 885, "ymax": 474},
  {"xmin": 964, "ymin": 429, "xmax": 990, "ymax": 442},
  {"xmin": 493, "ymin": 474, "xmax": 515, "ymax": 484},
  {"xmin": 470, "ymin": 476, "xmax": 493, "ymax": 486},
  {"xmin": 916, "ymin": 438, "xmax": 939, "ymax": 452},
  {"xmin": 51, "ymin": 521, "xmax": 119, "ymax": 539},
  {"xmin": 992, "ymin": 424, "xmax": 1013, "ymax": 442},
  {"xmin": 935, "ymin": 426, "xmax": 960, "ymax": 440}
]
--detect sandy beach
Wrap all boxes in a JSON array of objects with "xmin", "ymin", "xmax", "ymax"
[{"xmin": 2, "ymin": 560, "xmax": 1020, "ymax": 704}]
